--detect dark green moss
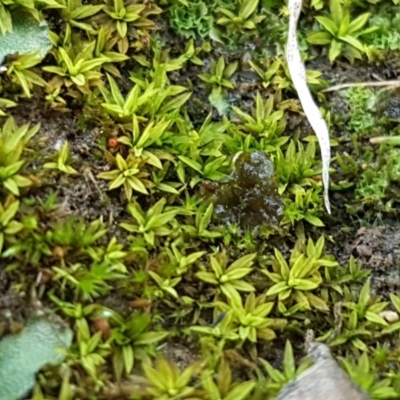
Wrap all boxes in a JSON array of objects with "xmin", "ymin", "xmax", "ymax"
[{"xmin": 208, "ymin": 150, "xmax": 283, "ymax": 229}]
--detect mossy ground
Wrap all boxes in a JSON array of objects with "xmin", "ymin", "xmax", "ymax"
[{"xmin": 2, "ymin": 0, "xmax": 400, "ymax": 399}]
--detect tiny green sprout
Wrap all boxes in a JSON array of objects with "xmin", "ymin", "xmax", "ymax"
[
  {"xmin": 49, "ymin": 294, "xmax": 99, "ymax": 342},
  {"xmin": 5, "ymin": 51, "xmax": 46, "ymax": 98},
  {"xmin": 131, "ymin": 68, "xmax": 192, "ymax": 118},
  {"xmin": 148, "ymin": 271, "xmax": 181, "ymax": 299},
  {"xmin": 43, "ymin": 42, "xmax": 110, "ymax": 94},
  {"xmin": 0, "ymin": 98, "xmax": 16, "ymax": 117},
  {"xmin": 321, "ymin": 255, "xmax": 370, "ymax": 300},
  {"xmin": 189, "ymin": 310, "xmax": 240, "ymax": 342},
  {"xmin": 86, "ymin": 236, "xmax": 128, "ymax": 273},
  {"xmin": 336, "ymin": 152, "xmax": 359, "ymax": 178},
  {"xmin": 151, "ymin": 162, "xmax": 181, "ymax": 195},
  {"xmin": 342, "ymin": 279, "xmax": 389, "ymax": 327},
  {"xmin": 282, "ymin": 186, "xmax": 325, "ymax": 227},
  {"xmin": 200, "ymin": 358, "xmax": 256, "ymax": 400},
  {"xmin": 108, "ymin": 310, "xmax": 169, "ymax": 380},
  {"xmin": 94, "ymin": 27, "xmax": 130, "ymax": 78},
  {"xmin": 198, "ymin": 56, "xmax": 238, "ymax": 92},
  {"xmin": 182, "ymin": 203, "xmax": 222, "ymax": 239},
  {"xmin": 52, "ymin": 260, "xmax": 125, "ymax": 300},
  {"xmin": 330, "ymin": 280, "xmax": 388, "ymax": 351},
  {"xmin": 178, "ymin": 155, "xmax": 227, "ymax": 187},
  {"xmin": 98, "ymin": 152, "xmax": 152, "ymax": 200},
  {"xmin": 50, "ymin": 216, "xmax": 107, "ymax": 252},
  {"xmin": 1, "ymin": 222, "xmax": 52, "ymax": 266},
  {"xmin": 166, "ymin": 245, "xmax": 205, "ymax": 275},
  {"xmin": 0, "ymin": 196, "xmax": 23, "ymax": 254},
  {"xmin": 100, "ymin": 74, "xmax": 158, "ymax": 122},
  {"xmin": 44, "ymin": 87, "xmax": 67, "ymax": 110},
  {"xmin": 340, "ymin": 352, "xmax": 400, "ymax": 399},
  {"xmin": 118, "ymin": 115, "xmax": 171, "ymax": 157},
  {"xmin": 259, "ymin": 340, "xmax": 313, "ymax": 397},
  {"xmin": 0, "ymin": 117, "xmax": 39, "ymax": 167},
  {"xmin": 263, "ymin": 236, "xmax": 338, "ymax": 312},
  {"xmin": 179, "ymin": 39, "xmax": 206, "ymax": 66},
  {"xmin": 216, "ymin": 292, "xmax": 287, "ymax": 343},
  {"xmin": 95, "ymin": 0, "xmax": 162, "ymax": 53},
  {"xmin": 273, "ymin": 139, "xmax": 321, "ymax": 193},
  {"xmin": 0, "ymin": 156, "xmax": 32, "ymax": 197},
  {"xmin": 127, "ymin": 61, "xmax": 191, "ymax": 118},
  {"xmin": 67, "ymin": 322, "xmax": 110, "ymax": 382},
  {"xmin": 171, "ymin": 113, "xmax": 227, "ymax": 161},
  {"xmin": 347, "ymin": 255, "xmax": 370, "ymax": 283},
  {"xmin": 142, "ymin": 357, "xmax": 203, "ymax": 400},
  {"xmin": 231, "ymin": 93, "xmax": 287, "ymax": 148},
  {"xmin": 0, "ymin": 1, "xmax": 13, "ymax": 34},
  {"xmin": 196, "ymin": 250, "xmax": 256, "ymax": 305},
  {"xmin": 249, "ymin": 57, "xmax": 324, "ymax": 91},
  {"xmin": 307, "ymin": 0, "xmax": 378, "ymax": 62},
  {"xmin": 58, "ymin": 0, "xmax": 104, "ymax": 33},
  {"xmin": 103, "ymin": 0, "xmax": 147, "ymax": 37},
  {"xmin": 217, "ymin": 0, "xmax": 265, "ymax": 34},
  {"xmin": 43, "ymin": 141, "xmax": 78, "ymax": 174},
  {"xmin": 120, "ymin": 198, "xmax": 178, "ymax": 246}
]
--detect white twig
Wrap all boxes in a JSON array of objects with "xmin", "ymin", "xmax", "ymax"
[{"xmin": 286, "ymin": 0, "xmax": 331, "ymax": 214}]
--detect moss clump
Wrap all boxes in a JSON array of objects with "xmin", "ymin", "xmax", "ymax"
[{"xmin": 169, "ymin": 0, "xmax": 214, "ymax": 39}]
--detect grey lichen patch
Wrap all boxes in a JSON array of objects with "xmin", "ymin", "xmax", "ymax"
[
  {"xmin": 0, "ymin": 11, "xmax": 52, "ymax": 66},
  {"xmin": 0, "ymin": 316, "xmax": 73, "ymax": 400},
  {"xmin": 208, "ymin": 150, "xmax": 284, "ymax": 229}
]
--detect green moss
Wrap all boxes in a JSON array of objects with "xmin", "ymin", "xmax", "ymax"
[
  {"xmin": 169, "ymin": 0, "xmax": 214, "ymax": 39},
  {"xmin": 1, "ymin": 0, "xmax": 400, "ymax": 398}
]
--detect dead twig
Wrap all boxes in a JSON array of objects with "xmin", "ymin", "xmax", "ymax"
[{"xmin": 322, "ymin": 80, "xmax": 400, "ymax": 93}]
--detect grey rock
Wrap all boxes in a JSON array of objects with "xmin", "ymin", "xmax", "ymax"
[{"xmin": 276, "ymin": 343, "xmax": 371, "ymax": 400}]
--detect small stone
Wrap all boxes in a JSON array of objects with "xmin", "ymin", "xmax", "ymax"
[
  {"xmin": 91, "ymin": 317, "xmax": 111, "ymax": 339},
  {"xmin": 131, "ymin": 298, "xmax": 152, "ymax": 309},
  {"xmin": 276, "ymin": 343, "xmax": 371, "ymax": 400},
  {"xmin": 379, "ymin": 310, "xmax": 400, "ymax": 323}
]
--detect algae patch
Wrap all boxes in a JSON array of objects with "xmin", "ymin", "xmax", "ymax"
[{"xmin": 208, "ymin": 150, "xmax": 283, "ymax": 229}]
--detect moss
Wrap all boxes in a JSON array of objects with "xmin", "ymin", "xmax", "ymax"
[{"xmin": 1, "ymin": 0, "xmax": 400, "ymax": 398}]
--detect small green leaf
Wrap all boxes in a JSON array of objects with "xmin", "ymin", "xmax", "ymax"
[
  {"xmin": 340, "ymin": 35, "xmax": 365, "ymax": 52},
  {"xmin": 315, "ymin": 16, "xmax": 338, "ymax": 36},
  {"xmin": 224, "ymin": 381, "xmax": 256, "ymax": 400},
  {"xmin": 328, "ymin": 39, "xmax": 343, "ymax": 62},
  {"xmin": 365, "ymin": 311, "xmax": 388, "ymax": 326},
  {"xmin": 240, "ymin": 0, "xmax": 259, "ymax": 20},
  {"xmin": 330, "ymin": 0, "xmax": 343, "ymax": 25},
  {"xmin": 196, "ymin": 271, "xmax": 219, "ymax": 285},
  {"xmin": 266, "ymin": 281, "xmax": 289, "ymax": 296},
  {"xmin": 283, "ymin": 340, "xmax": 295, "ymax": 379},
  {"xmin": 347, "ymin": 13, "xmax": 371, "ymax": 35}
]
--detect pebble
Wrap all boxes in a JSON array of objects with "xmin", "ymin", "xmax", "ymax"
[
  {"xmin": 379, "ymin": 310, "xmax": 400, "ymax": 323},
  {"xmin": 276, "ymin": 343, "xmax": 371, "ymax": 400}
]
